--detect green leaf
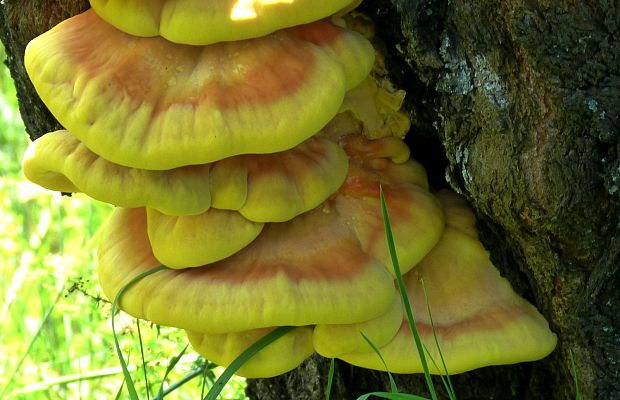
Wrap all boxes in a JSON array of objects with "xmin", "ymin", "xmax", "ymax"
[
  {"xmin": 419, "ymin": 279, "xmax": 456, "ymax": 399},
  {"xmin": 0, "ymin": 284, "xmax": 65, "ymax": 399},
  {"xmin": 569, "ymin": 350, "xmax": 581, "ymax": 400},
  {"xmin": 156, "ymin": 367, "xmax": 207, "ymax": 399},
  {"xmin": 136, "ymin": 319, "xmax": 151, "ymax": 400},
  {"xmin": 114, "ymin": 379, "xmax": 125, "ymax": 400}
]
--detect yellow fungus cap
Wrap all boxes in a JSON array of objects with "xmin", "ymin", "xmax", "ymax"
[
  {"xmin": 25, "ymin": 10, "xmax": 355, "ymax": 169},
  {"xmin": 340, "ymin": 191, "xmax": 558, "ymax": 374},
  {"xmin": 332, "ymin": 162, "xmax": 443, "ymax": 277},
  {"xmin": 22, "ymin": 131, "xmax": 348, "ymax": 221},
  {"xmin": 333, "ymin": 134, "xmax": 444, "ymax": 276},
  {"xmin": 313, "ymin": 294, "xmax": 403, "ymax": 358},
  {"xmin": 209, "ymin": 134, "xmax": 348, "ymax": 222},
  {"xmin": 186, "ymin": 327, "xmax": 314, "ymax": 378},
  {"xmin": 338, "ymin": 133, "xmax": 414, "ymax": 168},
  {"xmin": 90, "ymin": 0, "xmax": 356, "ymax": 45},
  {"xmin": 22, "ymin": 130, "xmax": 212, "ymax": 216},
  {"xmin": 338, "ymin": 77, "xmax": 412, "ymax": 139},
  {"xmin": 146, "ymin": 207, "xmax": 264, "ymax": 269},
  {"xmin": 286, "ymin": 19, "xmax": 375, "ymax": 90},
  {"xmin": 436, "ymin": 190, "xmax": 479, "ymax": 238},
  {"xmin": 98, "ymin": 206, "xmax": 397, "ymax": 333}
]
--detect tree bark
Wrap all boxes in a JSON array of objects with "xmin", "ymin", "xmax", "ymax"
[{"xmin": 3, "ymin": 1, "xmax": 618, "ymax": 399}]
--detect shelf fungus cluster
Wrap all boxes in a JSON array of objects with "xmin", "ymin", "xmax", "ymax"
[{"xmin": 23, "ymin": 1, "xmax": 556, "ymax": 379}]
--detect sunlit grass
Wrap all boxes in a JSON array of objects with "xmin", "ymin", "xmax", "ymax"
[{"xmin": 0, "ymin": 169, "xmax": 119, "ymax": 398}]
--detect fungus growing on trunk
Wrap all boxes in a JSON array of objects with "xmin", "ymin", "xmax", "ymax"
[
  {"xmin": 146, "ymin": 207, "xmax": 264, "ymax": 268},
  {"xmin": 20, "ymin": 0, "xmax": 557, "ymax": 384},
  {"xmin": 98, "ymin": 206, "xmax": 398, "ymax": 333},
  {"xmin": 313, "ymin": 294, "xmax": 403, "ymax": 358}
]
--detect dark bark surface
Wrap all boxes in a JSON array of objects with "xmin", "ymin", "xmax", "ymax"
[
  {"xmin": 2, "ymin": 1, "xmax": 618, "ymax": 399},
  {"xmin": 0, "ymin": 0, "xmax": 89, "ymax": 139}
]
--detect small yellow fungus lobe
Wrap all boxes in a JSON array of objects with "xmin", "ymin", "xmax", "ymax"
[
  {"xmin": 186, "ymin": 327, "xmax": 314, "ymax": 378},
  {"xmin": 313, "ymin": 295, "xmax": 403, "ymax": 358}
]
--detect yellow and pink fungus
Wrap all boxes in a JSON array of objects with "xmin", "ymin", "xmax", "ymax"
[{"xmin": 21, "ymin": 1, "xmax": 556, "ymax": 379}]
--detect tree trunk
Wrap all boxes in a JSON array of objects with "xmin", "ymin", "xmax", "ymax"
[{"xmin": 2, "ymin": 1, "xmax": 618, "ymax": 399}]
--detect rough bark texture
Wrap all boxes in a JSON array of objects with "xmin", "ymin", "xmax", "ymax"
[
  {"xmin": 0, "ymin": 0, "xmax": 89, "ymax": 139},
  {"xmin": 2, "ymin": 1, "xmax": 618, "ymax": 399}
]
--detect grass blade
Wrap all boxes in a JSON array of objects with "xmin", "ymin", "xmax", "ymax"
[
  {"xmin": 0, "ymin": 284, "xmax": 65, "ymax": 398},
  {"xmin": 200, "ymin": 362, "xmax": 210, "ymax": 399},
  {"xmin": 7, "ymin": 366, "xmax": 135, "ymax": 397},
  {"xmin": 204, "ymin": 326, "xmax": 294, "ymax": 400},
  {"xmin": 380, "ymin": 187, "xmax": 438, "ymax": 400},
  {"xmin": 357, "ymin": 392, "xmax": 430, "ymax": 400},
  {"xmin": 114, "ymin": 379, "xmax": 125, "ymax": 400},
  {"xmin": 569, "ymin": 350, "xmax": 581, "ymax": 400},
  {"xmin": 360, "ymin": 332, "xmax": 398, "ymax": 393},
  {"xmin": 157, "ymin": 367, "xmax": 206, "ymax": 398},
  {"xmin": 136, "ymin": 319, "xmax": 151, "ymax": 400},
  {"xmin": 419, "ymin": 345, "xmax": 456, "ymax": 400},
  {"xmin": 155, "ymin": 343, "xmax": 190, "ymax": 399},
  {"xmin": 112, "ymin": 265, "xmax": 168, "ymax": 400},
  {"xmin": 420, "ymin": 279, "xmax": 456, "ymax": 399},
  {"xmin": 325, "ymin": 358, "xmax": 335, "ymax": 400}
]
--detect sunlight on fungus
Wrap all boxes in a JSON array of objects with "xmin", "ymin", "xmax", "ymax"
[{"xmin": 231, "ymin": 0, "xmax": 295, "ymax": 20}]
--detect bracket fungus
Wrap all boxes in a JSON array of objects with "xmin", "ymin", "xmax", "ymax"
[
  {"xmin": 21, "ymin": 0, "xmax": 557, "ymax": 383},
  {"xmin": 97, "ymin": 140, "xmax": 444, "ymax": 333},
  {"xmin": 146, "ymin": 207, "xmax": 264, "ymax": 268},
  {"xmin": 339, "ymin": 191, "xmax": 558, "ymax": 374},
  {"xmin": 99, "ymin": 205, "xmax": 397, "ymax": 333},
  {"xmin": 25, "ymin": 9, "xmax": 374, "ymax": 169},
  {"xmin": 22, "ymin": 130, "xmax": 212, "ymax": 216},
  {"xmin": 208, "ymin": 134, "xmax": 348, "ymax": 222},
  {"xmin": 23, "ymin": 130, "xmax": 348, "ymax": 221}
]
